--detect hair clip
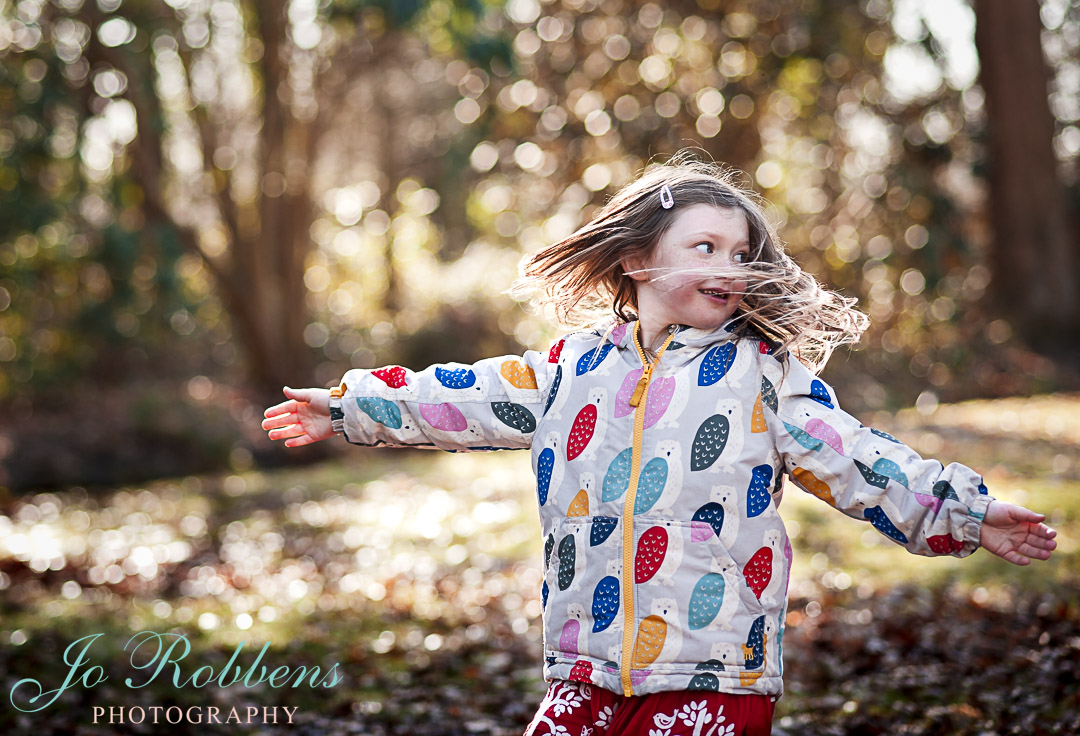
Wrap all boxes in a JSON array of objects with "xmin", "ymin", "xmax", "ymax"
[{"xmin": 659, "ymin": 184, "xmax": 674, "ymax": 209}]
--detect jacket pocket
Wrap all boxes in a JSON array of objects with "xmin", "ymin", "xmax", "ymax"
[
  {"xmin": 543, "ymin": 515, "xmax": 625, "ymax": 665},
  {"xmin": 632, "ymin": 519, "xmax": 768, "ymax": 673}
]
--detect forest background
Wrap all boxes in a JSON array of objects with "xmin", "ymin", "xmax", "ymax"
[{"xmin": 1, "ymin": 0, "xmax": 1079, "ymax": 734}]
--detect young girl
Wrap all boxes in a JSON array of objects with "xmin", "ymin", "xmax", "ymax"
[{"xmin": 262, "ymin": 155, "xmax": 1056, "ymax": 735}]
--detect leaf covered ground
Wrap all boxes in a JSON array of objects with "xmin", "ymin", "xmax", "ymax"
[{"xmin": 1, "ymin": 394, "xmax": 1078, "ymax": 735}]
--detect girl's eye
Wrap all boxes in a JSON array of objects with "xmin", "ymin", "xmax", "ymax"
[
  {"xmin": 733, "ymin": 252, "xmax": 749, "ymax": 263},
  {"xmin": 695, "ymin": 242, "xmax": 714, "ymax": 254}
]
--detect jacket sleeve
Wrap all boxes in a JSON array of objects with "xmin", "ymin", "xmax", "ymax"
[
  {"xmin": 327, "ymin": 345, "xmax": 557, "ymax": 452},
  {"xmin": 762, "ymin": 353, "xmax": 993, "ymax": 557}
]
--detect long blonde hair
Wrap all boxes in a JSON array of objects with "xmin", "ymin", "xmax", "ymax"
[{"xmin": 508, "ymin": 152, "xmax": 869, "ymax": 373}]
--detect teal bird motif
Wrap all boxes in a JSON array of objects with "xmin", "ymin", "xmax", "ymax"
[
  {"xmin": 356, "ymin": 397, "xmax": 402, "ymax": 429},
  {"xmin": 688, "ymin": 573, "xmax": 726, "ymax": 630},
  {"xmin": 854, "ymin": 459, "xmax": 890, "ymax": 489},
  {"xmin": 633, "ymin": 456, "xmax": 669, "ymax": 514},
  {"xmin": 871, "ymin": 457, "xmax": 909, "ymax": 488},
  {"xmin": 783, "ymin": 421, "xmax": 824, "ymax": 452},
  {"xmin": 602, "ymin": 448, "xmax": 633, "ymax": 502}
]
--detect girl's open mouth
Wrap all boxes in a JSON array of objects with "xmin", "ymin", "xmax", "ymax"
[{"xmin": 699, "ymin": 288, "xmax": 730, "ymax": 302}]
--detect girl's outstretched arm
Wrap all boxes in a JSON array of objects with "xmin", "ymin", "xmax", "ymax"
[
  {"xmin": 262, "ymin": 387, "xmax": 334, "ymax": 447},
  {"xmin": 980, "ymin": 500, "xmax": 1057, "ymax": 566}
]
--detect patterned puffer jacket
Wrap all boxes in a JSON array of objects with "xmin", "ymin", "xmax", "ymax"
[{"xmin": 329, "ymin": 318, "xmax": 993, "ymax": 697}]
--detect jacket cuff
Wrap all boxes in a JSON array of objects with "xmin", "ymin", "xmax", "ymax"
[
  {"xmin": 963, "ymin": 492, "xmax": 995, "ymax": 553},
  {"xmin": 329, "ymin": 382, "xmax": 346, "ymax": 436}
]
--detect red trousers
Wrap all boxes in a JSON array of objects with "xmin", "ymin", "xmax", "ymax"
[{"xmin": 525, "ymin": 680, "xmax": 775, "ymax": 736}]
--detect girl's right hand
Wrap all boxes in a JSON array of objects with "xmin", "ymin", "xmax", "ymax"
[{"xmin": 262, "ymin": 386, "xmax": 335, "ymax": 447}]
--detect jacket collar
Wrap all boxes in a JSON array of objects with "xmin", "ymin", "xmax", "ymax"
[{"xmin": 594, "ymin": 318, "xmax": 738, "ymax": 350}]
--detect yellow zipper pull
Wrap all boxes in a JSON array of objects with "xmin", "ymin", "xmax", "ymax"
[{"xmin": 628, "ymin": 364, "xmax": 652, "ymax": 407}]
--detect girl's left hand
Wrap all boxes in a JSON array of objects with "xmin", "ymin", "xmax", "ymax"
[{"xmin": 980, "ymin": 500, "xmax": 1057, "ymax": 565}]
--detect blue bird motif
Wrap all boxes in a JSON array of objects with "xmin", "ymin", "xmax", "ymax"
[
  {"xmin": 633, "ymin": 457, "xmax": 669, "ymax": 514},
  {"xmin": 870, "ymin": 427, "xmax": 902, "ymax": 443},
  {"xmin": 783, "ymin": 422, "xmax": 824, "ymax": 452},
  {"xmin": 854, "ymin": 459, "xmax": 890, "ymax": 489},
  {"xmin": 492, "ymin": 402, "xmax": 536, "ymax": 433},
  {"xmin": 435, "ymin": 367, "xmax": 476, "ymax": 389},
  {"xmin": 933, "ymin": 480, "xmax": 959, "ymax": 502},
  {"xmin": 871, "ymin": 457, "xmax": 909, "ymax": 488},
  {"xmin": 698, "ymin": 343, "xmax": 737, "ymax": 386},
  {"xmin": 576, "ymin": 344, "xmax": 614, "ymax": 375},
  {"xmin": 688, "ymin": 672, "xmax": 720, "ymax": 691},
  {"xmin": 864, "ymin": 506, "xmax": 908, "ymax": 544},
  {"xmin": 356, "ymin": 397, "xmax": 402, "ymax": 429},
  {"xmin": 690, "ymin": 414, "xmax": 729, "ymax": 471},
  {"xmin": 688, "ymin": 573, "xmax": 726, "ymax": 630},
  {"xmin": 744, "ymin": 615, "xmax": 766, "ymax": 669},
  {"xmin": 536, "ymin": 447, "xmax": 554, "ymax": 506},
  {"xmin": 691, "ymin": 502, "xmax": 724, "ymax": 542},
  {"xmin": 543, "ymin": 364, "xmax": 563, "ymax": 415},
  {"xmin": 809, "ymin": 379, "xmax": 834, "ymax": 408},
  {"xmin": 591, "ymin": 575, "xmax": 620, "ymax": 632},
  {"xmin": 746, "ymin": 465, "xmax": 774, "ymax": 518},
  {"xmin": 602, "ymin": 448, "xmax": 633, "ymax": 502},
  {"xmin": 591, "ymin": 516, "xmax": 619, "ymax": 546},
  {"xmin": 542, "ymin": 580, "xmax": 549, "ymax": 609},
  {"xmin": 761, "ymin": 375, "xmax": 778, "ymax": 413},
  {"xmin": 557, "ymin": 534, "xmax": 577, "ymax": 591}
]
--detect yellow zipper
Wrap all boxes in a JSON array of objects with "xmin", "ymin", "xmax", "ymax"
[{"xmin": 619, "ymin": 321, "xmax": 677, "ymax": 696}]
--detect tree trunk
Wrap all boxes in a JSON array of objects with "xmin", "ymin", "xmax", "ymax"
[{"xmin": 973, "ymin": 0, "xmax": 1080, "ymax": 347}]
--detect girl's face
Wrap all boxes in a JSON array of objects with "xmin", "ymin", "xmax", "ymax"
[{"xmin": 626, "ymin": 203, "xmax": 750, "ymax": 335}]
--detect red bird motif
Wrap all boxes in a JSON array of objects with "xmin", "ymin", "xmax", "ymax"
[
  {"xmin": 372, "ymin": 366, "xmax": 408, "ymax": 388},
  {"xmin": 567, "ymin": 404, "xmax": 598, "ymax": 461},
  {"xmin": 548, "ymin": 339, "xmax": 565, "ymax": 363},
  {"xmin": 742, "ymin": 546, "xmax": 773, "ymax": 599},
  {"xmin": 635, "ymin": 526, "xmax": 669, "ymax": 583}
]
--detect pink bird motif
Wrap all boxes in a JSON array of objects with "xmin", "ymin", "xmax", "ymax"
[
  {"xmin": 614, "ymin": 368, "xmax": 675, "ymax": 427},
  {"xmin": 419, "ymin": 402, "xmax": 467, "ymax": 431},
  {"xmin": 559, "ymin": 618, "xmax": 581, "ymax": 654},
  {"xmin": 611, "ymin": 322, "xmax": 629, "ymax": 345},
  {"xmin": 630, "ymin": 669, "xmax": 653, "ymax": 687},
  {"xmin": 805, "ymin": 418, "xmax": 844, "ymax": 456},
  {"xmin": 915, "ymin": 493, "xmax": 944, "ymax": 514}
]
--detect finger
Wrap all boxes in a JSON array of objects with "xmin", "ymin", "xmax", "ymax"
[
  {"xmin": 1018, "ymin": 543, "xmax": 1053, "ymax": 561},
  {"xmin": 264, "ymin": 400, "xmax": 297, "ymax": 418},
  {"xmin": 1023, "ymin": 533, "xmax": 1057, "ymax": 552},
  {"xmin": 268, "ymin": 425, "xmax": 305, "ymax": 441},
  {"xmin": 1002, "ymin": 549, "xmax": 1031, "ymax": 566},
  {"xmin": 283, "ymin": 386, "xmax": 315, "ymax": 402},
  {"xmin": 261, "ymin": 413, "xmax": 296, "ymax": 430},
  {"xmin": 1033, "ymin": 524, "xmax": 1057, "ymax": 540},
  {"xmin": 1010, "ymin": 506, "xmax": 1046, "ymax": 524}
]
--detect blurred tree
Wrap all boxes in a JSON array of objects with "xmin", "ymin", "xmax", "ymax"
[
  {"xmin": 973, "ymin": 0, "xmax": 1079, "ymax": 347},
  {"xmin": 0, "ymin": 0, "xmax": 509, "ymax": 398}
]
